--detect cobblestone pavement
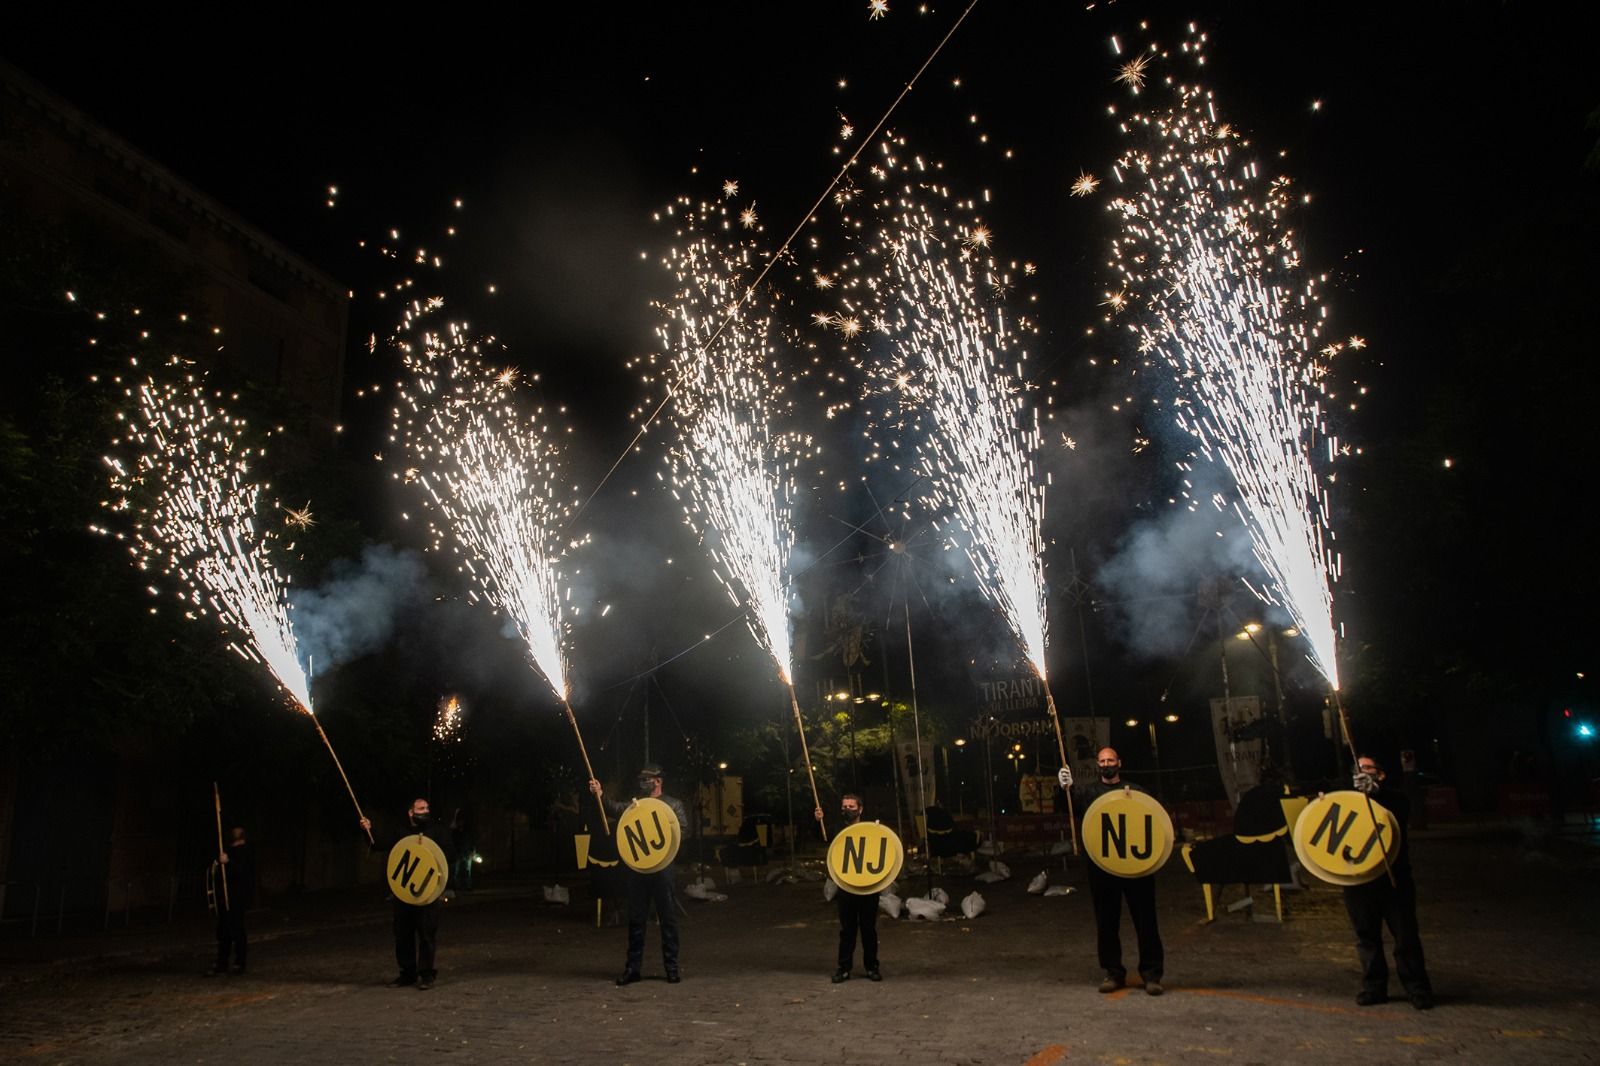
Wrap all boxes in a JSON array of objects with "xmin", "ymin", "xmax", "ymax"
[{"xmin": 2, "ymin": 824, "xmax": 1597, "ymax": 1064}]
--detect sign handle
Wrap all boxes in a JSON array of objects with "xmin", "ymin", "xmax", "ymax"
[{"xmin": 1041, "ymin": 680, "xmax": 1080, "ymax": 856}]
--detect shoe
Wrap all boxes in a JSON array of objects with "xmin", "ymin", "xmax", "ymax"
[
  {"xmin": 1144, "ymin": 980, "xmax": 1164, "ymax": 996},
  {"xmin": 1410, "ymin": 992, "xmax": 1434, "ymax": 1011},
  {"xmin": 1098, "ymin": 975, "xmax": 1125, "ymax": 993},
  {"xmin": 1355, "ymin": 990, "xmax": 1388, "ymax": 1006},
  {"xmin": 831, "ymin": 969, "xmax": 850, "ymax": 984},
  {"xmin": 388, "ymin": 975, "xmax": 417, "ymax": 988},
  {"xmin": 865, "ymin": 969, "xmax": 882, "ymax": 982},
  {"xmin": 417, "ymin": 976, "xmax": 435, "ymax": 991},
  {"xmin": 616, "ymin": 971, "xmax": 641, "ymax": 986},
  {"xmin": 665, "ymin": 970, "xmax": 681, "ymax": 984}
]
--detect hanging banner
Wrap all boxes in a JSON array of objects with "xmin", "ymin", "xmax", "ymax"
[
  {"xmin": 1209, "ymin": 695, "xmax": 1263, "ymax": 807},
  {"xmin": 617, "ymin": 798, "xmax": 682, "ymax": 873},
  {"xmin": 1291, "ymin": 791, "xmax": 1403, "ymax": 886},
  {"xmin": 387, "ymin": 835, "xmax": 449, "ymax": 906},
  {"xmin": 897, "ymin": 738, "xmax": 936, "ymax": 820},
  {"xmin": 827, "ymin": 821, "xmax": 905, "ymax": 896},
  {"xmin": 1083, "ymin": 788, "xmax": 1174, "ymax": 878}
]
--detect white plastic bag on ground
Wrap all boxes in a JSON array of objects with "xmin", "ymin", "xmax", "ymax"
[
  {"xmin": 879, "ymin": 891, "xmax": 904, "ymax": 919},
  {"xmin": 1043, "ymin": 885, "xmax": 1076, "ymax": 897},
  {"xmin": 961, "ymin": 891, "xmax": 986, "ymax": 919},
  {"xmin": 1049, "ymin": 840, "xmax": 1075, "ymax": 855},
  {"xmin": 823, "ymin": 879, "xmax": 839, "ymax": 903},
  {"xmin": 683, "ymin": 881, "xmax": 728, "ymax": 902},
  {"xmin": 1027, "ymin": 871, "xmax": 1049, "ymax": 894},
  {"xmin": 905, "ymin": 897, "xmax": 946, "ymax": 921},
  {"xmin": 975, "ymin": 859, "xmax": 1011, "ymax": 884},
  {"xmin": 929, "ymin": 886, "xmax": 950, "ymax": 905},
  {"xmin": 725, "ymin": 868, "xmax": 743, "ymax": 885},
  {"xmin": 691, "ymin": 876, "xmax": 718, "ymax": 891},
  {"xmin": 990, "ymin": 860, "xmax": 1011, "ymax": 879},
  {"xmin": 542, "ymin": 884, "xmax": 570, "ymax": 905}
]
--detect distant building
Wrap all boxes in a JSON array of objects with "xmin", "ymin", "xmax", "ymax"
[{"xmin": 0, "ymin": 61, "xmax": 347, "ymax": 430}]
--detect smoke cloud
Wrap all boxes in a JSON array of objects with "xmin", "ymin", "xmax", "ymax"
[{"xmin": 291, "ymin": 544, "xmax": 428, "ymax": 676}]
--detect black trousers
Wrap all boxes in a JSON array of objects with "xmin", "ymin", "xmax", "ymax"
[
  {"xmin": 836, "ymin": 891, "xmax": 880, "ymax": 971},
  {"xmin": 625, "ymin": 870, "xmax": 680, "ymax": 973},
  {"xmin": 214, "ymin": 904, "xmax": 247, "ymax": 969},
  {"xmin": 393, "ymin": 901, "xmax": 440, "ymax": 979},
  {"xmin": 1343, "ymin": 866, "xmax": 1431, "ymax": 996},
  {"xmin": 1086, "ymin": 864, "xmax": 1163, "ymax": 981}
]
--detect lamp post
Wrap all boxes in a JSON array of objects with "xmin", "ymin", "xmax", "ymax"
[{"xmin": 1125, "ymin": 712, "xmax": 1181, "ymax": 801}]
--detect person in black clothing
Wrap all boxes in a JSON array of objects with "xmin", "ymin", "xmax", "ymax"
[
  {"xmin": 815, "ymin": 793, "xmax": 882, "ymax": 983},
  {"xmin": 360, "ymin": 797, "xmax": 454, "ymax": 991},
  {"xmin": 208, "ymin": 826, "xmax": 254, "ymax": 976},
  {"xmin": 1059, "ymin": 747, "xmax": 1165, "ymax": 995},
  {"xmin": 590, "ymin": 764, "xmax": 690, "ymax": 985},
  {"xmin": 1345, "ymin": 755, "xmax": 1435, "ymax": 1010}
]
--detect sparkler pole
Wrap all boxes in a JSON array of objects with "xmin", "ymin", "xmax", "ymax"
[
  {"xmin": 212, "ymin": 782, "xmax": 229, "ymax": 910},
  {"xmin": 1332, "ymin": 686, "xmax": 1396, "ymax": 888},
  {"xmin": 786, "ymin": 682, "xmax": 825, "ymax": 839},
  {"xmin": 1039, "ymin": 679, "xmax": 1080, "ymax": 857},
  {"xmin": 308, "ymin": 712, "xmax": 372, "ymax": 844},
  {"xmin": 561, "ymin": 698, "xmax": 609, "ymax": 836}
]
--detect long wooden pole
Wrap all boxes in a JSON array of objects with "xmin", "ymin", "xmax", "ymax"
[
  {"xmin": 562, "ymin": 698, "xmax": 609, "ymax": 835},
  {"xmin": 1332, "ymin": 687, "xmax": 1396, "ymax": 887},
  {"xmin": 212, "ymin": 782, "xmax": 230, "ymax": 910},
  {"xmin": 309, "ymin": 714, "xmax": 373, "ymax": 843},
  {"xmin": 1039, "ymin": 678, "xmax": 1080, "ymax": 857},
  {"xmin": 787, "ymin": 683, "xmax": 825, "ymax": 840}
]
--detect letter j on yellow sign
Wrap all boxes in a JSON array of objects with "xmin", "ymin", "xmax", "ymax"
[
  {"xmin": 387, "ymin": 835, "xmax": 449, "ymax": 906},
  {"xmin": 618, "ymin": 798, "xmax": 682, "ymax": 873},
  {"xmin": 1083, "ymin": 788, "xmax": 1174, "ymax": 878},
  {"xmin": 827, "ymin": 822, "xmax": 904, "ymax": 895}
]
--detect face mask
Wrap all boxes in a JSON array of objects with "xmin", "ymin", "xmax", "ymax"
[
  {"xmin": 411, "ymin": 813, "xmax": 431, "ymax": 827},
  {"xmin": 841, "ymin": 807, "xmax": 861, "ymax": 821}
]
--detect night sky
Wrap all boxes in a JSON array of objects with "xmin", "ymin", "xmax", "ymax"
[{"xmin": 7, "ymin": 2, "xmax": 1599, "ymax": 778}]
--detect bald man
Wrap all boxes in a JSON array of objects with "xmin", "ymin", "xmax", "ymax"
[{"xmin": 1059, "ymin": 747, "xmax": 1165, "ymax": 995}]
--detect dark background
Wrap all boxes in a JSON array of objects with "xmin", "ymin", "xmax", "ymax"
[{"xmin": 2, "ymin": 1, "xmax": 1598, "ymax": 893}]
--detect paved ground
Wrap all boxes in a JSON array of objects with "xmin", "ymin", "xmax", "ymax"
[{"xmin": 2, "ymin": 822, "xmax": 1598, "ymax": 1065}]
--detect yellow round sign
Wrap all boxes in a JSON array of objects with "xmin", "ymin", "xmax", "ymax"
[
  {"xmin": 826, "ymin": 822, "xmax": 904, "ymax": 895},
  {"xmin": 1083, "ymin": 787, "xmax": 1174, "ymax": 878},
  {"xmin": 1292, "ymin": 791, "xmax": 1403, "ymax": 886},
  {"xmin": 387, "ymin": 834, "xmax": 449, "ymax": 906},
  {"xmin": 617, "ymin": 798, "xmax": 682, "ymax": 873}
]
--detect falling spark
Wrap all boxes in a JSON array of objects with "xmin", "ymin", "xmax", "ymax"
[
  {"xmin": 1104, "ymin": 28, "xmax": 1343, "ymax": 688},
  {"xmin": 100, "ymin": 362, "xmax": 314, "ymax": 712},
  {"xmin": 1071, "ymin": 172, "xmax": 1101, "ymax": 197},
  {"xmin": 434, "ymin": 694, "xmax": 464, "ymax": 743},
  {"xmin": 868, "ymin": 0, "xmax": 890, "ymax": 19},
  {"xmin": 391, "ymin": 313, "xmax": 582, "ymax": 703}
]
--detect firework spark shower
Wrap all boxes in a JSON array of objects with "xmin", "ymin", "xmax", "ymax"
[
  {"xmin": 100, "ymin": 360, "xmax": 371, "ymax": 836},
  {"xmin": 100, "ymin": 361, "xmax": 313, "ymax": 712},
  {"xmin": 390, "ymin": 315, "xmax": 581, "ymax": 706},
  {"xmin": 651, "ymin": 195, "xmax": 801, "ymax": 689},
  {"xmin": 1102, "ymin": 29, "xmax": 1344, "ymax": 688},
  {"xmin": 835, "ymin": 140, "xmax": 1051, "ymax": 685}
]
